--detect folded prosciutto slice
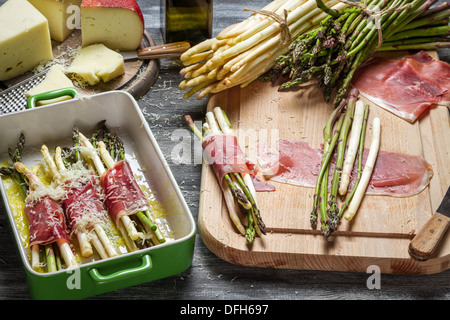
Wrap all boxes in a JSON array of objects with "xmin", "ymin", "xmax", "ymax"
[
  {"xmin": 202, "ymin": 134, "xmax": 250, "ymax": 188},
  {"xmin": 101, "ymin": 160, "xmax": 149, "ymax": 225},
  {"xmin": 352, "ymin": 51, "xmax": 449, "ymax": 122},
  {"xmin": 404, "ymin": 51, "xmax": 450, "ymax": 107},
  {"xmin": 257, "ymin": 139, "xmax": 433, "ymax": 197},
  {"xmin": 25, "ymin": 195, "xmax": 70, "ymax": 247},
  {"xmin": 202, "ymin": 133, "xmax": 275, "ymax": 192},
  {"xmin": 63, "ymin": 175, "xmax": 107, "ymax": 237}
]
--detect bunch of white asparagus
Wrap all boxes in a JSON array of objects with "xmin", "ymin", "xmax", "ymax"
[{"xmin": 179, "ymin": 0, "xmax": 347, "ymax": 99}]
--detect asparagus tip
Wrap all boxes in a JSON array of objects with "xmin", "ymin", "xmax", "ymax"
[
  {"xmin": 310, "ymin": 212, "xmax": 318, "ymax": 230},
  {"xmin": 329, "ymin": 215, "xmax": 340, "ymax": 232},
  {"xmin": 321, "ymin": 224, "xmax": 332, "ymax": 239}
]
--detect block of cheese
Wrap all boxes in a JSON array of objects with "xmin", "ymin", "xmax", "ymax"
[
  {"xmin": 67, "ymin": 44, "xmax": 125, "ymax": 86},
  {"xmin": 81, "ymin": 0, "xmax": 144, "ymax": 51},
  {"xmin": 28, "ymin": 0, "xmax": 83, "ymax": 42},
  {"xmin": 0, "ymin": 0, "xmax": 53, "ymax": 81},
  {"xmin": 25, "ymin": 65, "xmax": 75, "ymax": 105}
]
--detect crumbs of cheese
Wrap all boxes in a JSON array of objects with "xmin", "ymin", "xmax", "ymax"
[
  {"xmin": 60, "ymin": 161, "xmax": 127, "ymax": 252},
  {"xmin": 79, "ymin": 145, "xmax": 98, "ymax": 162},
  {"xmin": 61, "ymin": 161, "xmax": 105, "ymax": 231},
  {"xmin": 26, "ymin": 170, "xmax": 66, "ymax": 205}
]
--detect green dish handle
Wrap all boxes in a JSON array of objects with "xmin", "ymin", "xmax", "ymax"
[
  {"xmin": 26, "ymin": 87, "xmax": 78, "ymax": 109},
  {"xmin": 88, "ymin": 254, "xmax": 153, "ymax": 284}
]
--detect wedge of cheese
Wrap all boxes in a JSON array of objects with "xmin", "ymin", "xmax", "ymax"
[
  {"xmin": 28, "ymin": 0, "xmax": 83, "ymax": 42},
  {"xmin": 81, "ymin": 0, "xmax": 144, "ymax": 51},
  {"xmin": 67, "ymin": 44, "xmax": 125, "ymax": 86},
  {"xmin": 25, "ymin": 65, "xmax": 75, "ymax": 105},
  {"xmin": 0, "ymin": 0, "xmax": 53, "ymax": 81}
]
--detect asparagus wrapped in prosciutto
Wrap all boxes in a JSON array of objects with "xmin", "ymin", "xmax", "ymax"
[
  {"xmin": 14, "ymin": 162, "xmax": 78, "ymax": 271},
  {"xmin": 186, "ymin": 107, "xmax": 266, "ymax": 243},
  {"xmin": 78, "ymin": 125, "xmax": 166, "ymax": 251}
]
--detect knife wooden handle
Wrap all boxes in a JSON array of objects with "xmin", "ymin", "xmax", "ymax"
[
  {"xmin": 408, "ymin": 212, "xmax": 450, "ymax": 261},
  {"xmin": 137, "ymin": 41, "xmax": 191, "ymax": 59}
]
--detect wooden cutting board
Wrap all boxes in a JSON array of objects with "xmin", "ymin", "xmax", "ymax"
[
  {"xmin": 198, "ymin": 51, "xmax": 450, "ymax": 274},
  {"xmin": 0, "ymin": 30, "xmax": 159, "ymax": 100}
]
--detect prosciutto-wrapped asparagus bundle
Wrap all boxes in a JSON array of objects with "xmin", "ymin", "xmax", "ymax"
[
  {"xmin": 14, "ymin": 162, "xmax": 78, "ymax": 271},
  {"xmin": 186, "ymin": 107, "xmax": 266, "ymax": 243},
  {"xmin": 101, "ymin": 159, "xmax": 150, "ymax": 228},
  {"xmin": 78, "ymin": 127, "xmax": 165, "ymax": 251}
]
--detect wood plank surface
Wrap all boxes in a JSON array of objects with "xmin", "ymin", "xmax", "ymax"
[{"xmin": 198, "ymin": 51, "xmax": 450, "ymax": 274}]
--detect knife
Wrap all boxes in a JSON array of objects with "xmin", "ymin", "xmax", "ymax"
[
  {"xmin": 409, "ymin": 186, "xmax": 450, "ymax": 261},
  {"xmin": 120, "ymin": 41, "xmax": 191, "ymax": 61}
]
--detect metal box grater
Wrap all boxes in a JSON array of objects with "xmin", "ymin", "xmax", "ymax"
[{"xmin": 0, "ymin": 69, "xmax": 49, "ymax": 115}]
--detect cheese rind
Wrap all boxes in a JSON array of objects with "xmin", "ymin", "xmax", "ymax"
[
  {"xmin": 81, "ymin": 0, "xmax": 144, "ymax": 51},
  {"xmin": 28, "ymin": 0, "xmax": 83, "ymax": 42},
  {"xmin": 0, "ymin": 0, "xmax": 53, "ymax": 81},
  {"xmin": 67, "ymin": 44, "xmax": 125, "ymax": 86},
  {"xmin": 25, "ymin": 65, "xmax": 75, "ymax": 105}
]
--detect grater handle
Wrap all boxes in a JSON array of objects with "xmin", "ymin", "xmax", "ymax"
[
  {"xmin": 89, "ymin": 254, "xmax": 153, "ymax": 283},
  {"xmin": 26, "ymin": 87, "xmax": 78, "ymax": 109}
]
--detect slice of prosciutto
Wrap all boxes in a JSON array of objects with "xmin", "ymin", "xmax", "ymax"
[
  {"xmin": 25, "ymin": 195, "xmax": 70, "ymax": 247},
  {"xmin": 63, "ymin": 175, "xmax": 107, "ymax": 237},
  {"xmin": 202, "ymin": 133, "xmax": 275, "ymax": 192},
  {"xmin": 257, "ymin": 139, "xmax": 433, "ymax": 197},
  {"xmin": 351, "ymin": 51, "xmax": 449, "ymax": 123},
  {"xmin": 202, "ymin": 134, "xmax": 250, "ymax": 188},
  {"xmin": 403, "ymin": 51, "xmax": 450, "ymax": 107},
  {"xmin": 101, "ymin": 160, "xmax": 149, "ymax": 225}
]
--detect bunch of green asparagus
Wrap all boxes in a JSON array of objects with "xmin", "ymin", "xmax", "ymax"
[
  {"xmin": 265, "ymin": 0, "xmax": 449, "ymax": 106},
  {"xmin": 311, "ymin": 89, "xmax": 381, "ymax": 238}
]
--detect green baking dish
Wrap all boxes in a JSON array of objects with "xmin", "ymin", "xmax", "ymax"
[{"xmin": 0, "ymin": 91, "xmax": 196, "ymax": 299}]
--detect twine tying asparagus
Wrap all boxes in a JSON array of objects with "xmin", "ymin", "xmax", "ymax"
[
  {"xmin": 338, "ymin": 0, "xmax": 413, "ymax": 48},
  {"xmin": 242, "ymin": 8, "xmax": 292, "ymax": 46}
]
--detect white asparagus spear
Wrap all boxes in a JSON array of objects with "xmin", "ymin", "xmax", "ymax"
[
  {"xmin": 216, "ymin": 0, "xmax": 288, "ymax": 40},
  {"xmin": 339, "ymin": 100, "xmax": 365, "ymax": 196},
  {"xmin": 90, "ymin": 231, "xmax": 108, "ymax": 259},
  {"xmin": 31, "ymin": 244, "xmax": 41, "ymax": 270},
  {"xmin": 76, "ymin": 231, "xmax": 94, "ymax": 258},
  {"xmin": 94, "ymin": 224, "xmax": 118, "ymax": 258},
  {"xmin": 41, "ymin": 145, "xmax": 63, "ymax": 183},
  {"xmin": 344, "ymin": 117, "xmax": 381, "ymax": 221},
  {"xmin": 227, "ymin": 0, "xmax": 309, "ymax": 47}
]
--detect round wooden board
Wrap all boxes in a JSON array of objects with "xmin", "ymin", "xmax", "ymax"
[{"xmin": 1, "ymin": 30, "xmax": 159, "ymax": 100}]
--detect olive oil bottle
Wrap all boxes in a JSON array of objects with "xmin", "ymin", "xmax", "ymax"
[{"xmin": 161, "ymin": 0, "xmax": 213, "ymax": 44}]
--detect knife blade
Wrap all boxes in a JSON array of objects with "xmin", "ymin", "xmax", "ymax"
[
  {"xmin": 120, "ymin": 41, "xmax": 191, "ymax": 60},
  {"xmin": 409, "ymin": 186, "xmax": 450, "ymax": 261}
]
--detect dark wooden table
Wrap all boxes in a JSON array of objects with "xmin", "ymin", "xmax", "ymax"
[{"xmin": 0, "ymin": 0, "xmax": 448, "ymax": 301}]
